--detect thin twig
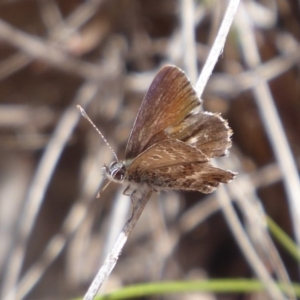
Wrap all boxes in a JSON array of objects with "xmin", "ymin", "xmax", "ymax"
[
  {"xmin": 83, "ymin": 188, "xmax": 152, "ymax": 300},
  {"xmin": 0, "ymin": 53, "xmax": 31, "ymax": 82},
  {"xmin": 49, "ymin": 0, "xmax": 104, "ymax": 41},
  {"xmin": 180, "ymin": 0, "xmax": 197, "ymax": 84},
  {"xmin": 194, "ymin": 0, "xmax": 239, "ymax": 98},
  {"xmin": 232, "ymin": 182, "xmax": 296, "ymax": 300},
  {"xmin": 101, "ymin": 191, "xmax": 131, "ymax": 261},
  {"xmin": 0, "ymin": 0, "xmax": 104, "ymax": 82},
  {"xmin": 0, "ymin": 19, "xmax": 100, "ymax": 80},
  {"xmin": 236, "ymin": 1, "xmax": 300, "ymax": 270},
  {"xmin": 208, "ymin": 46, "xmax": 300, "ymax": 97},
  {"xmin": 191, "ymin": 0, "xmax": 285, "ymax": 299},
  {"xmin": 4, "ymin": 146, "xmax": 112, "ymax": 300},
  {"xmin": 216, "ymin": 186, "xmax": 285, "ymax": 300},
  {"xmin": 2, "ymin": 81, "xmax": 100, "ymax": 300}
]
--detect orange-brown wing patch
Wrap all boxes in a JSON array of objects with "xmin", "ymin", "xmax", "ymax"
[{"xmin": 125, "ymin": 65, "xmax": 200, "ymax": 159}]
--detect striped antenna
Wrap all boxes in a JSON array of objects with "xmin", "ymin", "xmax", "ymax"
[{"xmin": 77, "ymin": 105, "xmax": 119, "ymax": 162}]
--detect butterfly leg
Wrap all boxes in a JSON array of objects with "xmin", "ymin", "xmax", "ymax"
[
  {"xmin": 130, "ymin": 190, "xmax": 138, "ymax": 207},
  {"xmin": 123, "ymin": 185, "xmax": 132, "ymax": 196},
  {"xmin": 147, "ymin": 183, "xmax": 159, "ymax": 193},
  {"xmin": 123, "ymin": 185, "xmax": 140, "ymax": 208}
]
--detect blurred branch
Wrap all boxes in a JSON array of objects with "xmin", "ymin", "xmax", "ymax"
[
  {"xmin": 208, "ymin": 45, "xmax": 300, "ymax": 97},
  {"xmin": 0, "ymin": 19, "xmax": 101, "ymax": 79},
  {"xmin": 0, "ymin": 0, "xmax": 105, "ymax": 81},
  {"xmin": 195, "ymin": 0, "xmax": 239, "ymax": 98},
  {"xmin": 192, "ymin": 0, "xmax": 286, "ymax": 298},
  {"xmin": 83, "ymin": 188, "xmax": 152, "ymax": 300},
  {"xmin": 2, "ymin": 81, "xmax": 101, "ymax": 300},
  {"xmin": 49, "ymin": 0, "xmax": 104, "ymax": 41},
  {"xmin": 180, "ymin": 0, "xmax": 197, "ymax": 83},
  {"xmin": 236, "ymin": 2, "xmax": 300, "ymax": 270}
]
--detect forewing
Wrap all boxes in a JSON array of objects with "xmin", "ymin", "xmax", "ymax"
[
  {"xmin": 126, "ymin": 140, "xmax": 235, "ymax": 194},
  {"xmin": 125, "ymin": 65, "xmax": 200, "ymax": 159},
  {"xmin": 165, "ymin": 111, "xmax": 232, "ymax": 158}
]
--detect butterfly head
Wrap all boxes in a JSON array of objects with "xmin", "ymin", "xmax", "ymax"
[{"xmin": 103, "ymin": 161, "xmax": 126, "ymax": 183}]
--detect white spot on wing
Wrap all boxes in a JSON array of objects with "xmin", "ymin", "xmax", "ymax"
[
  {"xmin": 188, "ymin": 136, "xmax": 199, "ymax": 144},
  {"xmin": 191, "ymin": 105, "xmax": 201, "ymax": 115}
]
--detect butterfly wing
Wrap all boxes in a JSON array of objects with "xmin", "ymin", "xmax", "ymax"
[
  {"xmin": 125, "ymin": 65, "xmax": 232, "ymax": 161},
  {"xmin": 125, "ymin": 65, "xmax": 200, "ymax": 160},
  {"xmin": 126, "ymin": 139, "xmax": 235, "ymax": 194},
  {"xmin": 165, "ymin": 111, "xmax": 232, "ymax": 158}
]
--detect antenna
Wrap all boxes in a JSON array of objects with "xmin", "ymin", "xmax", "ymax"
[{"xmin": 77, "ymin": 105, "xmax": 119, "ymax": 162}]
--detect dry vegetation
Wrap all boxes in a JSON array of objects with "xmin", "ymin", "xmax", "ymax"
[{"xmin": 0, "ymin": 0, "xmax": 299, "ymax": 300}]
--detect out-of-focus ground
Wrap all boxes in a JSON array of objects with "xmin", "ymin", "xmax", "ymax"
[{"xmin": 0, "ymin": 1, "xmax": 299, "ymax": 299}]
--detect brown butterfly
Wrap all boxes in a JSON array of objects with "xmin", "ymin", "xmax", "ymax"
[{"xmin": 101, "ymin": 65, "xmax": 236, "ymax": 195}]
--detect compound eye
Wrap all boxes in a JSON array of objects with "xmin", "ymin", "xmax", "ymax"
[
  {"xmin": 109, "ymin": 161, "xmax": 118, "ymax": 168},
  {"xmin": 112, "ymin": 168, "xmax": 125, "ymax": 181}
]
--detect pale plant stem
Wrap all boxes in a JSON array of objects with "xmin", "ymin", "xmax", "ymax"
[
  {"xmin": 180, "ymin": 0, "xmax": 198, "ymax": 84},
  {"xmin": 2, "ymin": 82, "xmax": 100, "ymax": 300},
  {"xmin": 83, "ymin": 188, "xmax": 152, "ymax": 300},
  {"xmin": 216, "ymin": 187, "xmax": 285, "ymax": 300},
  {"xmin": 195, "ymin": 0, "xmax": 239, "ymax": 98},
  {"xmin": 0, "ymin": 19, "xmax": 100, "ymax": 80},
  {"xmin": 192, "ymin": 0, "xmax": 285, "ymax": 299},
  {"xmin": 236, "ymin": 2, "xmax": 300, "ymax": 273}
]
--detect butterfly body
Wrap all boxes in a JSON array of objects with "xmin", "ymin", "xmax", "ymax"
[{"xmin": 103, "ymin": 65, "xmax": 236, "ymax": 195}]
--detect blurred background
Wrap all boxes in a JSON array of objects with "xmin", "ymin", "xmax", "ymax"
[{"xmin": 0, "ymin": 0, "xmax": 299, "ymax": 299}]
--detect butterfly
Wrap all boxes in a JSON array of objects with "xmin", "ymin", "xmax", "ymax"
[{"xmin": 102, "ymin": 65, "xmax": 236, "ymax": 196}]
